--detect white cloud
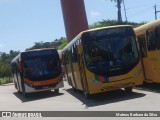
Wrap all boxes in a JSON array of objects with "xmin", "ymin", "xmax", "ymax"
[{"xmin": 90, "ymin": 11, "xmax": 101, "ymax": 17}]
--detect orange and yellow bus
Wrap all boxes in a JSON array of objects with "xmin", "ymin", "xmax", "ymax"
[
  {"xmin": 134, "ymin": 19, "xmax": 160, "ymax": 83},
  {"xmin": 11, "ymin": 48, "xmax": 63, "ymax": 96},
  {"xmin": 62, "ymin": 25, "xmax": 144, "ymax": 98}
]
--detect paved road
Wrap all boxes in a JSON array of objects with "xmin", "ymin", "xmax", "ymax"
[{"xmin": 0, "ymin": 81, "xmax": 160, "ymax": 119}]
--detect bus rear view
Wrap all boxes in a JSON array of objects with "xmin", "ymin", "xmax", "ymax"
[{"xmin": 11, "ymin": 49, "xmax": 63, "ymax": 96}]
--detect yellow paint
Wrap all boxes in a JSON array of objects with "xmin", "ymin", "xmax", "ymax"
[
  {"xmin": 85, "ymin": 61, "xmax": 143, "ymax": 94},
  {"xmin": 142, "ymin": 51, "xmax": 160, "ymax": 83},
  {"xmin": 134, "ymin": 19, "xmax": 160, "ymax": 83},
  {"xmin": 65, "ymin": 61, "xmax": 143, "ymax": 94}
]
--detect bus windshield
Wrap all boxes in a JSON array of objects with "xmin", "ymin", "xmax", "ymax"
[
  {"xmin": 82, "ymin": 27, "xmax": 139, "ymax": 76},
  {"xmin": 22, "ymin": 50, "xmax": 61, "ymax": 80}
]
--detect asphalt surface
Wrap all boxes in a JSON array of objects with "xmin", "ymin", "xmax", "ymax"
[{"xmin": 0, "ymin": 81, "xmax": 160, "ymax": 120}]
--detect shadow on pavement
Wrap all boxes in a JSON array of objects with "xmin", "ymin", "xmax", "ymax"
[
  {"xmin": 66, "ymin": 88, "xmax": 146, "ymax": 108},
  {"xmin": 13, "ymin": 90, "xmax": 64, "ymax": 103},
  {"xmin": 135, "ymin": 82, "xmax": 160, "ymax": 93}
]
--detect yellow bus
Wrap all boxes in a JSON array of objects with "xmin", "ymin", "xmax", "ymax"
[
  {"xmin": 11, "ymin": 48, "xmax": 63, "ymax": 96},
  {"xmin": 62, "ymin": 25, "xmax": 144, "ymax": 98},
  {"xmin": 134, "ymin": 19, "xmax": 160, "ymax": 83}
]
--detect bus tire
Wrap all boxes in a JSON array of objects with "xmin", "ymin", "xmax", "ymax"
[
  {"xmin": 54, "ymin": 89, "xmax": 59, "ymax": 94},
  {"xmin": 125, "ymin": 87, "xmax": 133, "ymax": 93}
]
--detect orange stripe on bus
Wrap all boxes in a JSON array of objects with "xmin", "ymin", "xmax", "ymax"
[{"xmin": 23, "ymin": 75, "xmax": 62, "ymax": 86}]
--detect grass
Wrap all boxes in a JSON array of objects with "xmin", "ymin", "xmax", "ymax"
[{"xmin": 0, "ymin": 77, "xmax": 13, "ymax": 85}]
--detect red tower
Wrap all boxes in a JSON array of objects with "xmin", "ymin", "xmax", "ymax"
[{"xmin": 60, "ymin": 0, "xmax": 88, "ymax": 42}]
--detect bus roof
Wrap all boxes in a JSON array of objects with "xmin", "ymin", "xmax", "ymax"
[
  {"xmin": 25, "ymin": 48, "xmax": 56, "ymax": 52},
  {"xmin": 11, "ymin": 48, "xmax": 57, "ymax": 64},
  {"xmin": 62, "ymin": 25, "xmax": 133, "ymax": 52},
  {"xmin": 80, "ymin": 25, "xmax": 132, "ymax": 35},
  {"xmin": 134, "ymin": 19, "xmax": 160, "ymax": 36}
]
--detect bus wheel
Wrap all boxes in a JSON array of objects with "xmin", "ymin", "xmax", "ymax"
[
  {"xmin": 84, "ymin": 92, "xmax": 92, "ymax": 99},
  {"xmin": 54, "ymin": 89, "xmax": 59, "ymax": 94},
  {"xmin": 125, "ymin": 87, "xmax": 133, "ymax": 93}
]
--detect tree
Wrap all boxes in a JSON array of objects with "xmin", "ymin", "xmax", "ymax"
[
  {"xmin": 0, "ymin": 50, "xmax": 19, "ymax": 81},
  {"xmin": 89, "ymin": 19, "xmax": 146, "ymax": 29},
  {"xmin": 26, "ymin": 37, "xmax": 67, "ymax": 50},
  {"xmin": 89, "ymin": 19, "xmax": 118, "ymax": 29},
  {"xmin": 57, "ymin": 37, "xmax": 67, "ymax": 50},
  {"xmin": 111, "ymin": 0, "xmax": 123, "ymax": 23}
]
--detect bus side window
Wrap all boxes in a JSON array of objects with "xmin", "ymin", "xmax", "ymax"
[
  {"xmin": 146, "ymin": 29, "xmax": 157, "ymax": 51},
  {"xmin": 138, "ymin": 35, "xmax": 147, "ymax": 58},
  {"xmin": 65, "ymin": 50, "xmax": 69, "ymax": 64},
  {"xmin": 71, "ymin": 46, "xmax": 74, "ymax": 62},
  {"xmin": 74, "ymin": 44, "xmax": 78, "ymax": 62},
  {"xmin": 62, "ymin": 53, "xmax": 66, "ymax": 65},
  {"xmin": 155, "ymin": 26, "xmax": 160, "ymax": 49},
  {"xmin": 67, "ymin": 49, "xmax": 72, "ymax": 64},
  {"xmin": 72, "ymin": 44, "xmax": 78, "ymax": 62}
]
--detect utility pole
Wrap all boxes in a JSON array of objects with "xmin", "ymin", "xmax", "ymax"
[
  {"xmin": 123, "ymin": 0, "xmax": 128, "ymax": 22},
  {"xmin": 117, "ymin": 0, "xmax": 122, "ymax": 23},
  {"xmin": 155, "ymin": 4, "xmax": 160, "ymax": 20}
]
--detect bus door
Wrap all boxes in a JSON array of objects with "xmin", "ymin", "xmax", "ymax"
[
  {"xmin": 77, "ymin": 43, "xmax": 89, "ymax": 93},
  {"xmin": 145, "ymin": 28, "xmax": 160, "ymax": 82},
  {"xmin": 12, "ymin": 63, "xmax": 19, "ymax": 90},
  {"xmin": 18, "ymin": 60, "xmax": 26, "ymax": 93},
  {"xmin": 152, "ymin": 26, "xmax": 160, "ymax": 82},
  {"xmin": 137, "ymin": 35, "xmax": 147, "ymax": 79},
  {"xmin": 65, "ymin": 50, "xmax": 76, "ymax": 88},
  {"xmin": 15, "ymin": 63, "xmax": 23, "ymax": 92}
]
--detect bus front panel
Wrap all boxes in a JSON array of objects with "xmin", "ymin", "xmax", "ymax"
[
  {"xmin": 21, "ymin": 49, "xmax": 63, "ymax": 93},
  {"xmin": 81, "ymin": 26, "xmax": 144, "ymax": 94}
]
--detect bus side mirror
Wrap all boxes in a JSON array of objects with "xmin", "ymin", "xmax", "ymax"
[{"xmin": 77, "ymin": 44, "xmax": 82, "ymax": 54}]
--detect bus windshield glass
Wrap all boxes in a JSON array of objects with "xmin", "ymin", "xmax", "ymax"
[
  {"xmin": 82, "ymin": 27, "xmax": 139, "ymax": 76},
  {"xmin": 22, "ymin": 50, "xmax": 61, "ymax": 80}
]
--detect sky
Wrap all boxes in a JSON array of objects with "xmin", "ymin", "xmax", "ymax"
[{"xmin": 0, "ymin": 0, "xmax": 160, "ymax": 53}]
